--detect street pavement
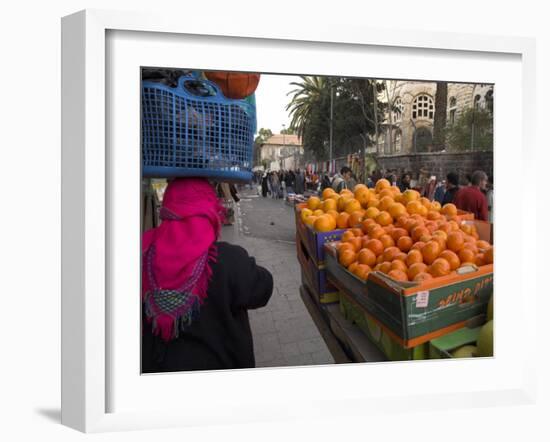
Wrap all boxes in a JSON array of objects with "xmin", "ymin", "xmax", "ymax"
[{"xmin": 221, "ymin": 187, "xmax": 335, "ymax": 368}]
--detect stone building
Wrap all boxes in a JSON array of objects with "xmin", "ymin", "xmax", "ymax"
[
  {"xmin": 377, "ymin": 81, "xmax": 494, "ymax": 154},
  {"xmin": 259, "ymin": 134, "xmax": 304, "ymax": 171}
]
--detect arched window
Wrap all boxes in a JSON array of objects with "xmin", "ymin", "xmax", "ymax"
[
  {"xmin": 412, "ymin": 94, "xmax": 434, "ymax": 120},
  {"xmin": 474, "ymin": 94, "xmax": 481, "ymax": 110},
  {"xmin": 392, "ymin": 97, "xmax": 403, "ymax": 123},
  {"xmin": 394, "ymin": 129, "xmax": 402, "ymax": 152},
  {"xmin": 449, "ymin": 96, "xmax": 457, "ymax": 125}
]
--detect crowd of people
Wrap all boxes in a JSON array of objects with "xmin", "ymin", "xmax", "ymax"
[
  {"xmin": 256, "ymin": 169, "xmax": 308, "ymax": 199},
  {"xmin": 253, "ymin": 165, "xmax": 493, "ymax": 222},
  {"xmin": 388, "ymin": 169, "xmax": 493, "ymax": 222}
]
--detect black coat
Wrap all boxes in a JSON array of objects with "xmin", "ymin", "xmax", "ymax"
[
  {"xmin": 142, "ymin": 242, "xmax": 274, "ymax": 372},
  {"xmin": 442, "ymin": 187, "xmax": 459, "ymax": 206}
]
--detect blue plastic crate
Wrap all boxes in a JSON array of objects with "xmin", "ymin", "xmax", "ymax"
[{"xmin": 141, "ymin": 76, "xmax": 256, "ymax": 181}]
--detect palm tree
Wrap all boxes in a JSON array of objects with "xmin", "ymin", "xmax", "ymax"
[{"xmin": 286, "ymin": 76, "xmax": 330, "ymax": 139}]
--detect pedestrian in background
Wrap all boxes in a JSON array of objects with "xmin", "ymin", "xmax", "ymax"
[
  {"xmin": 453, "ymin": 170, "xmax": 489, "ymax": 221},
  {"xmin": 321, "ymin": 173, "xmax": 332, "ymax": 191},
  {"xmin": 398, "ymin": 173, "xmax": 411, "ymax": 192},
  {"xmin": 280, "ymin": 170, "xmax": 287, "ymax": 199},
  {"xmin": 442, "ymin": 172, "xmax": 460, "ymax": 206},
  {"xmin": 387, "ymin": 173, "xmax": 398, "ymax": 187},
  {"xmin": 332, "ymin": 166, "xmax": 354, "ymax": 192},
  {"xmin": 261, "ymin": 171, "xmax": 269, "ymax": 197},
  {"xmin": 289, "ymin": 170, "xmax": 296, "ymax": 194},
  {"xmin": 434, "ymin": 179, "xmax": 446, "ymax": 204},
  {"xmin": 270, "ymin": 172, "xmax": 279, "ymax": 199},
  {"xmin": 422, "ymin": 176, "xmax": 438, "ymax": 201},
  {"xmin": 367, "ymin": 174, "xmax": 375, "ymax": 188}
]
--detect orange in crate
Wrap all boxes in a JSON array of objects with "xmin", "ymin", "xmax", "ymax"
[
  {"xmin": 348, "ymin": 237, "xmax": 363, "ymax": 252},
  {"xmin": 337, "ymin": 212, "xmax": 351, "ymax": 229},
  {"xmin": 397, "ymin": 236, "xmax": 414, "ymax": 253},
  {"xmin": 406, "ymin": 249, "xmax": 424, "ymax": 267},
  {"xmin": 345, "ymin": 199, "xmax": 362, "ymax": 214},
  {"xmin": 376, "ymin": 211, "xmax": 393, "ymax": 226},
  {"xmin": 322, "ymin": 188, "xmax": 336, "ymax": 200},
  {"xmin": 365, "ymin": 238, "xmax": 384, "ymax": 256},
  {"xmin": 414, "ymin": 272, "xmax": 433, "ymax": 282},
  {"xmin": 349, "ymin": 211, "xmax": 364, "ymax": 227},
  {"xmin": 441, "ymin": 203, "xmax": 458, "ymax": 217},
  {"xmin": 353, "ymin": 264, "xmax": 372, "ymax": 281},
  {"xmin": 391, "ymin": 227, "xmax": 408, "ymax": 242},
  {"xmin": 410, "ymin": 241, "xmax": 426, "ymax": 252},
  {"xmin": 339, "ymin": 249, "xmax": 357, "ymax": 267},
  {"xmin": 357, "ymin": 248, "xmax": 377, "ymax": 267},
  {"xmin": 313, "ymin": 214, "xmax": 336, "ymax": 232},
  {"xmin": 390, "ymin": 259, "xmax": 408, "ymax": 273},
  {"xmin": 383, "ymin": 246, "xmax": 401, "ymax": 262},
  {"xmin": 439, "ymin": 250, "xmax": 461, "ymax": 270},
  {"xmin": 379, "ymin": 234, "xmax": 395, "ymax": 249},
  {"xmin": 458, "ymin": 248, "xmax": 476, "ymax": 264},
  {"xmin": 388, "ymin": 269, "xmax": 408, "ymax": 282},
  {"xmin": 446, "ymin": 231, "xmax": 464, "ymax": 252},
  {"xmin": 408, "ymin": 262, "xmax": 428, "ymax": 280},
  {"xmin": 421, "ymin": 240, "xmax": 442, "ymax": 265},
  {"xmin": 370, "ymin": 226, "xmax": 386, "ymax": 240},
  {"xmin": 429, "ymin": 258, "xmax": 451, "ymax": 277}
]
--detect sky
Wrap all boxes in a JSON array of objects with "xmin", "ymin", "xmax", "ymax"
[{"xmin": 254, "ymin": 74, "xmax": 304, "ymax": 135}]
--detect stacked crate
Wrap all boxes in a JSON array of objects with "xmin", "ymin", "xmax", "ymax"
[{"xmin": 295, "ymin": 203, "xmax": 344, "ymax": 304}]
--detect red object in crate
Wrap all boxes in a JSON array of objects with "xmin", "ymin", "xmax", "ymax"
[{"xmin": 204, "ymin": 72, "xmax": 260, "ymax": 99}]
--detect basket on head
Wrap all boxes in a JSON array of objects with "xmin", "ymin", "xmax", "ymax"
[{"xmin": 141, "ymin": 75, "xmax": 256, "ymax": 182}]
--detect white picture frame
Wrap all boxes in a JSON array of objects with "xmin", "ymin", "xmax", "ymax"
[{"xmin": 61, "ymin": 9, "xmax": 537, "ymax": 433}]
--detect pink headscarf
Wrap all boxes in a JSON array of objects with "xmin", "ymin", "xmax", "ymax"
[{"xmin": 142, "ymin": 178, "xmax": 225, "ymax": 341}]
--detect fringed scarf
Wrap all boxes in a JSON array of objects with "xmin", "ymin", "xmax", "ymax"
[{"xmin": 142, "ymin": 178, "xmax": 225, "ymax": 342}]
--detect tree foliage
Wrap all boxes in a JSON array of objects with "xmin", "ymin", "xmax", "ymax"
[
  {"xmin": 280, "ymin": 127, "xmax": 295, "ymax": 135},
  {"xmin": 446, "ymin": 107, "xmax": 493, "ymax": 151},
  {"xmin": 286, "ymin": 76, "xmax": 384, "ymax": 161},
  {"xmin": 254, "ymin": 127, "xmax": 273, "ymax": 144}
]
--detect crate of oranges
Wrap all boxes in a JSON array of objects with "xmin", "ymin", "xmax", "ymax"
[{"xmin": 321, "ymin": 178, "xmax": 494, "ymax": 349}]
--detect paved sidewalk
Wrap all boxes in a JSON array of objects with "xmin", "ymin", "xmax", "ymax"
[{"xmin": 221, "ymin": 196, "xmax": 335, "ymax": 368}]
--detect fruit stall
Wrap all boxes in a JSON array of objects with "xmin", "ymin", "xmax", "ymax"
[{"xmin": 295, "ymin": 179, "xmax": 494, "ymax": 363}]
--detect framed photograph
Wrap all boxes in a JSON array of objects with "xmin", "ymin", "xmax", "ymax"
[{"xmin": 62, "ymin": 9, "xmax": 537, "ymax": 433}]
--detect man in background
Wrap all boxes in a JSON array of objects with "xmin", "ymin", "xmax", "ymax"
[
  {"xmin": 453, "ymin": 170, "xmax": 489, "ymax": 221},
  {"xmin": 442, "ymin": 172, "xmax": 460, "ymax": 206},
  {"xmin": 332, "ymin": 166, "xmax": 355, "ymax": 192},
  {"xmin": 398, "ymin": 173, "xmax": 411, "ymax": 192}
]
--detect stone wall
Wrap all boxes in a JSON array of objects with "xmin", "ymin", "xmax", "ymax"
[{"xmin": 376, "ymin": 151, "xmax": 493, "ymax": 183}]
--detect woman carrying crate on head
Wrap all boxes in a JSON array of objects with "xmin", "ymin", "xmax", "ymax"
[
  {"xmin": 141, "ymin": 71, "xmax": 273, "ymax": 372},
  {"xmin": 141, "ymin": 178, "xmax": 273, "ymax": 372}
]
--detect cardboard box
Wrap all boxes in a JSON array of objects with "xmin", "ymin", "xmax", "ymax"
[
  {"xmin": 339, "ymin": 291, "xmax": 429, "ymax": 361},
  {"xmin": 297, "ymin": 237, "xmax": 340, "ymax": 304},
  {"xmin": 295, "ymin": 203, "xmax": 345, "ymax": 265},
  {"xmin": 324, "ymin": 219, "xmax": 494, "ymax": 348}
]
